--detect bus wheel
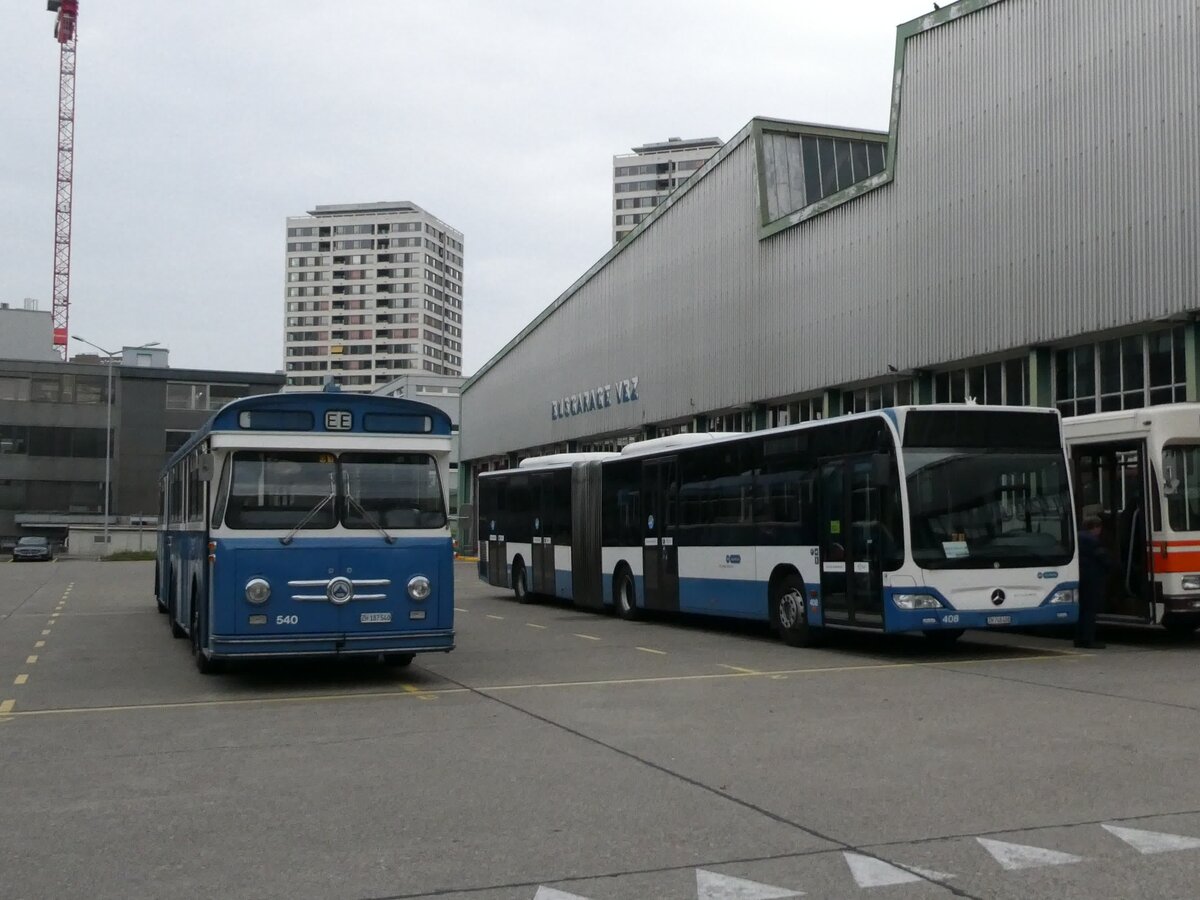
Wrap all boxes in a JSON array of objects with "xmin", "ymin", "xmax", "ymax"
[
  {"xmin": 614, "ymin": 568, "xmax": 641, "ymax": 621},
  {"xmin": 168, "ymin": 580, "xmax": 186, "ymax": 639},
  {"xmin": 924, "ymin": 629, "xmax": 965, "ymax": 647},
  {"xmin": 513, "ymin": 561, "xmax": 534, "ymax": 604},
  {"xmin": 772, "ymin": 574, "xmax": 814, "ymax": 647},
  {"xmin": 383, "ymin": 653, "xmax": 415, "ymax": 668},
  {"xmin": 191, "ymin": 595, "xmax": 221, "ymax": 675},
  {"xmin": 1162, "ymin": 615, "xmax": 1200, "ymax": 637}
]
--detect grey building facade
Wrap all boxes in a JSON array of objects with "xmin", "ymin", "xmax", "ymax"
[
  {"xmin": 0, "ymin": 358, "xmax": 283, "ymax": 544},
  {"xmin": 458, "ymin": 0, "xmax": 1200, "ymax": 548}
]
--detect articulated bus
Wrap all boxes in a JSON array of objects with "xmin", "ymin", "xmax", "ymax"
[
  {"xmin": 478, "ymin": 405, "xmax": 1079, "ymax": 645},
  {"xmin": 157, "ymin": 390, "xmax": 455, "ymax": 673},
  {"xmin": 1063, "ymin": 403, "xmax": 1200, "ymax": 634}
]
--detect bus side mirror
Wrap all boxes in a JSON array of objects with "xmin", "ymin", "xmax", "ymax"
[
  {"xmin": 871, "ymin": 454, "xmax": 893, "ymax": 487},
  {"xmin": 197, "ymin": 453, "xmax": 215, "ymax": 482}
]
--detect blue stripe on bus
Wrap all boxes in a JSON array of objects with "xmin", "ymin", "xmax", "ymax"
[
  {"xmin": 555, "ymin": 570, "xmax": 573, "ymax": 601},
  {"xmin": 679, "ymin": 577, "xmax": 769, "ymax": 619}
]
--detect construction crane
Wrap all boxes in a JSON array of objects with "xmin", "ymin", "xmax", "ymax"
[{"xmin": 47, "ymin": 0, "xmax": 78, "ymax": 358}]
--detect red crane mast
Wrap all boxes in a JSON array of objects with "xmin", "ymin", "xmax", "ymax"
[{"xmin": 47, "ymin": 0, "xmax": 79, "ymax": 357}]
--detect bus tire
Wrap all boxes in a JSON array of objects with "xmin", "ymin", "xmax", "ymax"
[
  {"xmin": 191, "ymin": 592, "xmax": 221, "ymax": 675},
  {"xmin": 771, "ymin": 573, "xmax": 815, "ymax": 647},
  {"xmin": 924, "ymin": 628, "xmax": 965, "ymax": 647},
  {"xmin": 512, "ymin": 560, "xmax": 533, "ymax": 604},
  {"xmin": 168, "ymin": 577, "xmax": 186, "ymax": 639},
  {"xmin": 1162, "ymin": 615, "xmax": 1200, "ymax": 637},
  {"xmin": 383, "ymin": 653, "xmax": 415, "ymax": 668},
  {"xmin": 613, "ymin": 567, "xmax": 641, "ymax": 621}
]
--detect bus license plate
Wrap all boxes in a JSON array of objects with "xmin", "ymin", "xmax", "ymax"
[
  {"xmin": 360, "ymin": 612, "xmax": 392, "ymax": 624},
  {"xmin": 986, "ymin": 615, "xmax": 1012, "ymax": 626}
]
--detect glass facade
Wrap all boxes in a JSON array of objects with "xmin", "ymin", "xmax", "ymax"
[{"xmin": 1054, "ymin": 326, "xmax": 1187, "ymax": 417}]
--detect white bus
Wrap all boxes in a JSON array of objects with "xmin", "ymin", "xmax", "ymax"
[
  {"xmin": 1063, "ymin": 403, "xmax": 1200, "ymax": 634},
  {"xmin": 478, "ymin": 405, "xmax": 1079, "ymax": 646}
]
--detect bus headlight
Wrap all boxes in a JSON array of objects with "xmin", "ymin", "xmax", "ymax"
[
  {"xmin": 892, "ymin": 593, "xmax": 942, "ymax": 610},
  {"xmin": 245, "ymin": 578, "xmax": 271, "ymax": 605},
  {"xmin": 1182, "ymin": 576, "xmax": 1200, "ymax": 591},
  {"xmin": 407, "ymin": 575, "xmax": 431, "ymax": 601},
  {"xmin": 1047, "ymin": 588, "xmax": 1077, "ymax": 605}
]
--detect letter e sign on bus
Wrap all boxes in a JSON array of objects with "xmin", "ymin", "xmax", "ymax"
[{"xmin": 325, "ymin": 410, "xmax": 352, "ymax": 431}]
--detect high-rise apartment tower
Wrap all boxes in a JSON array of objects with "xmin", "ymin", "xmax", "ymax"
[
  {"xmin": 612, "ymin": 136, "xmax": 722, "ymax": 243},
  {"xmin": 284, "ymin": 201, "xmax": 464, "ymax": 390}
]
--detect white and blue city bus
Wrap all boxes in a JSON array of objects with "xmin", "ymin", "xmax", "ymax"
[
  {"xmin": 156, "ymin": 390, "xmax": 455, "ymax": 673},
  {"xmin": 478, "ymin": 405, "xmax": 1079, "ymax": 645}
]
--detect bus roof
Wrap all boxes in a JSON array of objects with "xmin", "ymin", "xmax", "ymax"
[{"xmin": 163, "ymin": 392, "xmax": 453, "ymax": 473}]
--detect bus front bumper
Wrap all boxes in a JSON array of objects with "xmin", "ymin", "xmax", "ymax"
[
  {"xmin": 209, "ymin": 629, "xmax": 455, "ymax": 659},
  {"xmin": 886, "ymin": 604, "xmax": 1077, "ymax": 632}
]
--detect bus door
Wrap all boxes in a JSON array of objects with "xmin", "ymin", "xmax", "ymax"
[
  {"xmin": 642, "ymin": 457, "xmax": 680, "ymax": 611},
  {"xmin": 1071, "ymin": 441, "xmax": 1151, "ymax": 619},
  {"xmin": 532, "ymin": 475, "xmax": 556, "ymax": 596},
  {"xmin": 818, "ymin": 456, "xmax": 885, "ymax": 626}
]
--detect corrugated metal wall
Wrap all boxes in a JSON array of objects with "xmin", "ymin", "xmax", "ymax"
[{"xmin": 462, "ymin": 0, "xmax": 1200, "ymax": 461}]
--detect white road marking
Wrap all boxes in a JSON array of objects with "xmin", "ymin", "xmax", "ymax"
[
  {"xmin": 842, "ymin": 853, "xmax": 953, "ymax": 888},
  {"xmin": 1102, "ymin": 823, "xmax": 1200, "ymax": 855},
  {"xmin": 977, "ymin": 837, "xmax": 1085, "ymax": 870},
  {"xmin": 533, "ymin": 888, "xmax": 592, "ymax": 900},
  {"xmin": 695, "ymin": 868, "xmax": 803, "ymax": 899}
]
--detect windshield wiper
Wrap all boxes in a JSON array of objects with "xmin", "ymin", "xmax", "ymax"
[
  {"xmin": 343, "ymin": 471, "xmax": 395, "ymax": 544},
  {"xmin": 280, "ymin": 473, "xmax": 337, "ymax": 545}
]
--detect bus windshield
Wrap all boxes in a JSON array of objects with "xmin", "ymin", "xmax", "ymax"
[
  {"xmin": 904, "ymin": 449, "xmax": 1074, "ymax": 569},
  {"xmin": 223, "ymin": 450, "xmax": 445, "ymax": 531},
  {"xmin": 341, "ymin": 452, "xmax": 446, "ymax": 530},
  {"xmin": 1163, "ymin": 444, "xmax": 1200, "ymax": 531}
]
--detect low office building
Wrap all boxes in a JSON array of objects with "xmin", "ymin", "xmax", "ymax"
[
  {"xmin": 0, "ymin": 353, "xmax": 283, "ymax": 547},
  {"xmin": 458, "ymin": 0, "xmax": 1200, "ymax": 550}
]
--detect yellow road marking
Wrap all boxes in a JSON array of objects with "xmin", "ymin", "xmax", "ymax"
[
  {"xmin": 454, "ymin": 607, "xmax": 468, "ymax": 613},
  {"xmin": 2, "ymin": 651, "xmax": 1080, "ymax": 720},
  {"xmin": 636, "ymin": 646, "xmax": 667, "ymax": 655},
  {"xmin": 14, "ymin": 674, "xmax": 28, "ymax": 686},
  {"xmin": 719, "ymin": 664, "xmax": 759, "ymax": 674},
  {"xmin": 526, "ymin": 623, "xmax": 548, "ymax": 630},
  {"xmin": 41, "ymin": 629, "xmax": 51, "ymax": 636},
  {"xmin": 26, "ymin": 656, "xmax": 38, "ymax": 665},
  {"xmin": 573, "ymin": 633, "xmax": 601, "ymax": 641},
  {"xmin": 486, "ymin": 614, "xmax": 505, "ymax": 620},
  {"xmin": 50, "ymin": 613, "xmax": 59, "ymax": 619},
  {"xmin": 0, "ymin": 700, "xmax": 14, "ymax": 715},
  {"xmin": 400, "ymin": 683, "xmax": 436, "ymax": 702},
  {"xmin": 35, "ymin": 641, "xmax": 45, "ymax": 649}
]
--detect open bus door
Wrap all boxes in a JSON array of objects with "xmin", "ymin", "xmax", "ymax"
[
  {"xmin": 1071, "ymin": 440, "xmax": 1153, "ymax": 621},
  {"xmin": 818, "ymin": 455, "xmax": 886, "ymax": 627},
  {"xmin": 642, "ymin": 457, "xmax": 680, "ymax": 611}
]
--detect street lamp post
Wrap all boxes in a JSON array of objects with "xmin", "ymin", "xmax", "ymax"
[{"xmin": 70, "ymin": 337, "xmax": 159, "ymax": 551}]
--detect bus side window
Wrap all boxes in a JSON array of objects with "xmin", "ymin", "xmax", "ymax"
[{"xmin": 211, "ymin": 456, "xmax": 232, "ymax": 527}]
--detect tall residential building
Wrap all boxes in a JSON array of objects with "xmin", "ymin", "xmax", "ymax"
[
  {"xmin": 612, "ymin": 136, "xmax": 723, "ymax": 243},
  {"xmin": 284, "ymin": 201, "xmax": 464, "ymax": 391}
]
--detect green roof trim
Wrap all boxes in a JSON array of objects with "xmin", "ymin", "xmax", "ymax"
[
  {"xmin": 464, "ymin": 0, "xmax": 1007, "ymax": 392},
  {"xmin": 758, "ymin": 0, "xmax": 1007, "ymax": 238}
]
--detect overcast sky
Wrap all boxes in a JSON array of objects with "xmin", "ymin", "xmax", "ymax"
[{"xmin": 2, "ymin": 1, "xmax": 936, "ymax": 375}]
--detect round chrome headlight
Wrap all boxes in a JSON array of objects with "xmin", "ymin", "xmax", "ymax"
[
  {"xmin": 407, "ymin": 575, "xmax": 431, "ymax": 601},
  {"xmin": 245, "ymin": 577, "xmax": 271, "ymax": 605}
]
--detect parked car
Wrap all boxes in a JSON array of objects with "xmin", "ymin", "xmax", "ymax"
[{"xmin": 12, "ymin": 536, "xmax": 53, "ymax": 562}]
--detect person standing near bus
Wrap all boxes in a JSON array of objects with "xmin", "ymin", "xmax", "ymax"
[{"xmin": 1076, "ymin": 513, "xmax": 1110, "ymax": 649}]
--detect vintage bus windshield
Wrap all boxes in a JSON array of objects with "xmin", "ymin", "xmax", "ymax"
[
  {"xmin": 223, "ymin": 450, "xmax": 446, "ymax": 530},
  {"xmin": 341, "ymin": 452, "xmax": 446, "ymax": 530},
  {"xmin": 1163, "ymin": 444, "xmax": 1200, "ymax": 531},
  {"xmin": 905, "ymin": 449, "xmax": 1074, "ymax": 569}
]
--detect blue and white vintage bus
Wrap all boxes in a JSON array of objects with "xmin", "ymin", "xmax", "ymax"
[
  {"xmin": 478, "ymin": 405, "xmax": 1079, "ymax": 645},
  {"xmin": 156, "ymin": 390, "xmax": 455, "ymax": 673}
]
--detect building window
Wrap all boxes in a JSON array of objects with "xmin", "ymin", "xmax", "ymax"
[
  {"xmin": 767, "ymin": 396, "xmax": 824, "ymax": 428},
  {"xmin": 0, "ymin": 377, "xmax": 32, "ymax": 402},
  {"xmin": 842, "ymin": 380, "xmax": 913, "ymax": 414},
  {"xmin": 166, "ymin": 381, "xmax": 250, "ymax": 411},
  {"xmin": 1054, "ymin": 326, "xmax": 1186, "ymax": 417},
  {"xmin": 933, "ymin": 358, "xmax": 1026, "ymax": 406}
]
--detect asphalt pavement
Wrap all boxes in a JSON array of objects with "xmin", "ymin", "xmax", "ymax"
[{"xmin": 2, "ymin": 559, "xmax": 1200, "ymax": 899}]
